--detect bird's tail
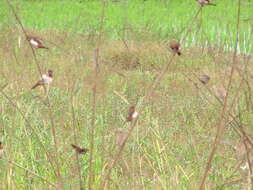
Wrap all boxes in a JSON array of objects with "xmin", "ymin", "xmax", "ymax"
[
  {"xmin": 208, "ymin": 3, "xmax": 216, "ymax": 6},
  {"xmin": 31, "ymin": 82, "xmax": 40, "ymax": 89},
  {"xmin": 41, "ymin": 46, "xmax": 49, "ymax": 49}
]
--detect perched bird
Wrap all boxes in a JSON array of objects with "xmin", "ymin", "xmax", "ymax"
[
  {"xmin": 198, "ymin": 74, "xmax": 210, "ymax": 84},
  {"xmin": 0, "ymin": 142, "xmax": 3, "ymax": 157},
  {"xmin": 71, "ymin": 144, "xmax": 88, "ymax": 154},
  {"xmin": 169, "ymin": 40, "xmax": 181, "ymax": 56},
  {"xmin": 214, "ymin": 86, "xmax": 227, "ymax": 100},
  {"xmin": 31, "ymin": 70, "xmax": 53, "ymax": 90},
  {"xmin": 26, "ymin": 36, "xmax": 49, "ymax": 49},
  {"xmin": 236, "ymin": 139, "xmax": 253, "ymax": 172},
  {"xmin": 197, "ymin": 0, "xmax": 216, "ymax": 7},
  {"xmin": 126, "ymin": 106, "xmax": 138, "ymax": 122}
]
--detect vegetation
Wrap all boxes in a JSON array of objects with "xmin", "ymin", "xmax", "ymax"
[
  {"xmin": 0, "ymin": 0, "xmax": 253, "ymax": 189},
  {"xmin": 1, "ymin": 0, "xmax": 252, "ymax": 50}
]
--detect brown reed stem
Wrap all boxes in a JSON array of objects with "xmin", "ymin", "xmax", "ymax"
[
  {"xmin": 71, "ymin": 95, "xmax": 84, "ymax": 190},
  {"xmin": 198, "ymin": 0, "xmax": 241, "ymax": 189},
  {"xmin": 0, "ymin": 90, "xmax": 58, "ymax": 178},
  {"xmin": 45, "ymin": 97, "xmax": 63, "ymax": 188},
  {"xmin": 6, "ymin": 0, "xmax": 63, "ymax": 187},
  {"xmin": 179, "ymin": 6, "xmax": 202, "ymax": 43},
  {"xmin": 100, "ymin": 54, "xmax": 176, "ymax": 190},
  {"xmin": 100, "ymin": 4, "xmax": 208, "ymax": 188},
  {"xmin": 88, "ymin": 0, "xmax": 107, "ymax": 189},
  {"xmin": 6, "ymin": 0, "xmax": 43, "ymax": 78},
  {"xmin": 186, "ymin": 71, "xmax": 253, "ymax": 150}
]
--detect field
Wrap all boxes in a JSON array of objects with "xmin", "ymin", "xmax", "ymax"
[{"xmin": 0, "ymin": 0, "xmax": 253, "ymax": 189}]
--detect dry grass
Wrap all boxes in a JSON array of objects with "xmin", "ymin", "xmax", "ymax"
[
  {"xmin": 0, "ymin": 28, "xmax": 252, "ymax": 189},
  {"xmin": 1, "ymin": 0, "xmax": 253, "ymax": 189}
]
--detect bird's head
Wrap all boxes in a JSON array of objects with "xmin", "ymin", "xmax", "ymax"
[{"xmin": 48, "ymin": 70, "xmax": 53, "ymax": 77}]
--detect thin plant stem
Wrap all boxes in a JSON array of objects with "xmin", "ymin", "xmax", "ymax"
[
  {"xmin": 198, "ymin": 0, "xmax": 241, "ymax": 189},
  {"xmin": 6, "ymin": 0, "xmax": 43, "ymax": 78},
  {"xmin": 45, "ymin": 97, "xmax": 63, "ymax": 188},
  {"xmin": 6, "ymin": 0, "xmax": 63, "ymax": 187},
  {"xmin": 71, "ymin": 95, "xmax": 84, "ymax": 190},
  {"xmin": 0, "ymin": 90, "xmax": 58, "ymax": 178},
  {"xmin": 100, "ymin": 54, "xmax": 176, "ymax": 190},
  {"xmin": 88, "ymin": 0, "xmax": 107, "ymax": 189}
]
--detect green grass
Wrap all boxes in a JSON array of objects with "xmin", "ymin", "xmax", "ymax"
[
  {"xmin": 1, "ymin": 0, "xmax": 253, "ymax": 51},
  {"xmin": 0, "ymin": 0, "xmax": 253, "ymax": 189}
]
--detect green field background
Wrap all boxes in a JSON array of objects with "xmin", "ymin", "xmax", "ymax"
[{"xmin": 1, "ymin": 0, "xmax": 252, "ymax": 51}]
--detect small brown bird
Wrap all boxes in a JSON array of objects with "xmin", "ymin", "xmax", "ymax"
[
  {"xmin": 197, "ymin": 0, "xmax": 216, "ymax": 7},
  {"xmin": 214, "ymin": 86, "xmax": 227, "ymax": 100},
  {"xmin": 169, "ymin": 40, "xmax": 181, "ymax": 56},
  {"xmin": 71, "ymin": 144, "xmax": 88, "ymax": 154},
  {"xmin": 236, "ymin": 139, "xmax": 253, "ymax": 171},
  {"xmin": 0, "ymin": 142, "xmax": 3, "ymax": 157},
  {"xmin": 126, "ymin": 106, "xmax": 138, "ymax": 122},
  {"xmin": 198, "ymin": 74, "xmax": 210, "ymax": 84},
  {"xmin": 31, "ymin": 70, "xmax": 53, "ymax": 89},
  {"xmin": 26, "ymin": 36, "xmax": 49, "ymax": 49}
]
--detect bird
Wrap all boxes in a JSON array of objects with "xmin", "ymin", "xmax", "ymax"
[
  {"xmin": 198, "ymin": 74, "xmax": 210, "ymax": 84},
  {"xmin": 26, "ymin": 35, "xmax": 49, "ymax": 49},
  {"xmin": 214, "ymin": 86, "xmax": 227, "ymax": 100},
  {"xmin": 197, "ymin": 0, "xmax": 216, "ymax": 7},
  {"xmin": 0, "ymin": 142, "xmax": 3, "ymax": 157},
  {"xmin": 71, "ymin": 144, "xmax": 88, "ymax": 154},
  {"xmin": 236, "ymin": 138, "xmax": 253, "ymax": 172},
  {"xmin": 169, "ymin": 40, "xmax": 181, "ymax": 56},
  {"xmin": 31, "ymin": 70, "xmax": 53, "ymax": 90},
  {"xmin": 126, "ymin": 106, "xmax": 138, "ymax": 122}
]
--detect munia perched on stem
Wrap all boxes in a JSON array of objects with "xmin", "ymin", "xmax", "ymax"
[
  {"xmin": 126, "ymin": 106, "xmax": 138, "ymax": 122},
  {"xmin": 26, "ymin": 35, "xmax": 49, "ymax": 49},
  {"xmin": 31, "ymin": 70, "xmax": 53, "ymax": 95},
  {"xmin": 197, "ymin": 0, "xmax": 216, "ymax": 7},
  {"xmin": 169, "ymin": 40, "xmax": 182, "ymax": 56},
  {"xmin": 198, "ymin": 74, "xmax": 210, "ymax": 84},
  {"xmin": 71, "ymin": 144, "xmax": 88, "ymax": 154}
]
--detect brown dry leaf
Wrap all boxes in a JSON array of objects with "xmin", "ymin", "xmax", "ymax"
[{"xmin": 115, "ymin": 128, "xmax": 127, "ymax": 146}]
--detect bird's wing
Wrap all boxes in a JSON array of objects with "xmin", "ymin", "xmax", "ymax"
[
  {"xmin": 30, "ymin": 39, "xmax": 39, "ymax": 46},
  {"xmin": 42, "ymin": 74, "xmax": 48, "ymax": 80},
  {"xmin": 31, "ymin": 80, "xmax": 43, "ymax": 89}
]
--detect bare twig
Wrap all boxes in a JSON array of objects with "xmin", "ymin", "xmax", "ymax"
[
  {"xmin": 198, "ymin": 0, "xmax": 242, "ymax": 189},
  {"xmin": 6, "ymin": 0, "xmax": 43, "ymax": 78},
  {"xmin": 6, "ymin": 0, "xmax": 63, "ymax": 187},
  {"xmin": 71, "ymin": 92, "xmax": 84, "ymax": 190},
  {"xmin": 0, "ymin": 90, "xmax": 57, "ymax": 178},
  {"xmin": 88, "ymin": 0, "xmax": 107, "ymax": 189},
  {"xmin": 180, "ymin": 7, "xmax": 202, "ymax": 43},
  {"xmin": 100, "ymin": 54, "xmax": 176, "ymax": 190}
]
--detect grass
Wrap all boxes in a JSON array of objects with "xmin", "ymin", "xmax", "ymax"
[
  {"xmin": 0, "ymin": 0, "xmax": 253, "ymax": 189},
  {"xmin": 0, "ymin": 0, "xmax": 253, "ymax": 51}
]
